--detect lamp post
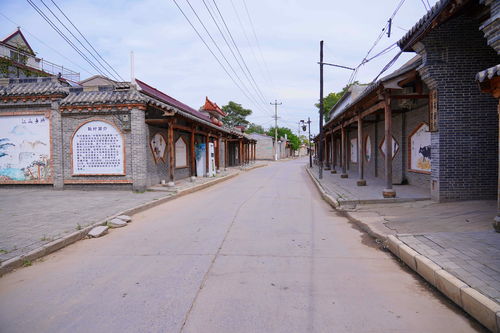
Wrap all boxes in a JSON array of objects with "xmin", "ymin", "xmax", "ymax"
[{"xmin": 300, "ymin": 118, "xmax": 312, "ymax": 168}]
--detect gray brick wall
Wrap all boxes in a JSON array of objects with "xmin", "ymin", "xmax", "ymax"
[
  {"xmin": 130, "ymin": 108, "xmax": 147, "ymax": 191},
  {"xmin": 415, "ymin": 13, "xmax": 500, "ymax": 201}
]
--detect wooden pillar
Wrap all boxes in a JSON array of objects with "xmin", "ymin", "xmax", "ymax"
[
  {"xmin": 383, "ymin": 93, "xmax": 396, "ymax": 198},
  {"xmin": 341, "ymin": 125, "xmax": 348, "ymax": 178},
  {"xmin": 215, "ymin": 136, "xmax": 220, "ymax": 171},
  {"xmin": 239, "ymin": 140, "xmax": 243, "ymax": 166},
  {"xmin": 167, "ymin": 121, "xmax": 175, "ymax": 186},
  {"xmin": 190, "ymin": 128, "xmax": 195, "ymax": 177},
  {"xmin": 224, "ymin": 138, "xmax": 228, "ymax": 170},
  {"xmin": 357, "ymin": 116, "xmax": 366, "ymax": 186},
  {"xmin": 496, "ymin": 101, "xmax": 500, "ymax": 231},
  {"xmin": 205, "ymin": 134, "xmax": 209, "ymax": 176},
  {"xmin": 253, "ymin": 142, "xmax": 256, "ymax": 162},
  {"xmin": 324, "ymin": 134, "xmax": 330, "ymax": 170},
  {"xmin": 330, "ymin": 133, "xmax": 336, "ymax": 173}
]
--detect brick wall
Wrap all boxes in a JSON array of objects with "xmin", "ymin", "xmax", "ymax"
[{"xmin": 415, "ymin": 13, "xmax": 500, "ymax": 201}]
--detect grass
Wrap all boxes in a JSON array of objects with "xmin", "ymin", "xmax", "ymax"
[
  {"xmin": 76, "ymin": 223, "xmax": 82, "ymax": 231},
  {"xmin": 22, "ymin": 260, "xmax": 32, "ymax": 267}
]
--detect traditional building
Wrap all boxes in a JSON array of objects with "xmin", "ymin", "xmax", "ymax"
[{"xmin": 0, "ymin": 76, "xmax": 255, "ymax": 191}]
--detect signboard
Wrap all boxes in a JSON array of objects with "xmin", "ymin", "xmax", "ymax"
[
  {"xmin": 409, "ymin": 123, "xmax": 431, "ymax": 173},
  {"xmin": 72, "ymin": 120, "xmax": 124, "ymax": 175},
  {"xmin": 380, "ymin": 135, "xmax": 399, "ymax": 159},
  {"xmin": 175, "ymin": 137, "xmax": 187, "ymax": 168},
  {"xmin": 150, "ymin": 132, "xmax": 166, "ymax": 163},
  {"xmin": 0, "ymin": 114, "xmax": 51, "ymax": 182},
  {"xmin": 365, "ymin": 135, "xmax": 372, "ymax": 162},
  {"xmin": 350, "ymin": 138, "xmax": 358, "ymax": 163}
]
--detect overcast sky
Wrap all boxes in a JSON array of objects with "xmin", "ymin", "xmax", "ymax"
[{"xmin": 0, "ymin": 0, "xmax": 436, "ymax": 135}]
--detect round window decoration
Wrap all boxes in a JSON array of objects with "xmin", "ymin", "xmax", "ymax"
[{"xmin": 72, "ymin": 120, "xmax": 124, "ymax": 175}]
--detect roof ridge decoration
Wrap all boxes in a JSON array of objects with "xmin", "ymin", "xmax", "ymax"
[{"xmin": 203, "ymin": 97, "xmax": 227, "ymax": 117}]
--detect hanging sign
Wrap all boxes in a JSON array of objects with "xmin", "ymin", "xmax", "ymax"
[{"xmin": 72, "ymin": 120, "xmax": 124, "ymax": 175}]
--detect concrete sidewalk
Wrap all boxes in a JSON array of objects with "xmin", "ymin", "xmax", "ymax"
[
  {"xmin": 0, "ymin": 162, "xmax": 266, "ymax": 275},
  {"xmin": 306, "ymin": 165, "xmax": 500, "ymax": 332}
]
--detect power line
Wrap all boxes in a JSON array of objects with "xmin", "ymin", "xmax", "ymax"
[
  {"xmin": 211, "ymin": 0, "xmax": 269, "ymax": 106},
  {"xmin": 26, "ymin": 0, "xmax": 109, "ymax": 77},
  {"xmin": 49, "ymin": 0, "xmax": 124, "ymax": 81},
  {"xmin": 0, "ymin": 11, "xmax": 94, "ymax": 76},
  {"xmin": 38, "ymin": 0, "xmax": 119, "ymax": 81},
  {"xmin": 171, "ymin": 0, "xmax": 268, "ymax": 116}
]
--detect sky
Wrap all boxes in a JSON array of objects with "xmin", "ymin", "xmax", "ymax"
[{"xmin": 0, "ymin": 0, "xmax": 438, "ymax": 136}]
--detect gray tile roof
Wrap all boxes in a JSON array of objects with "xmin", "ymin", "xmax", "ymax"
[
  {"xmin": 476, "ymin": 64, "xmax": 500, "ymax": 82},
  {"xmin": 60, "ymin": 89, "xmax": 144, "ymax": 106},
  {"xmin": 0, "ymin": 78, "xmax": 68, "ymax": 97}
]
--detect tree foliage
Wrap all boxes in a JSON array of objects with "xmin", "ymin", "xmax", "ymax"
[
  {"xmin": 266, "ymin": 126, "xmax": 301, "ymax": 151},
  {"xmin": 246, "ymin": 123, "xmax": 265, "ymax": 134},
  {"xmin": 221, "ymin": 101, "xmax": 252, "ymax": 127},
  {"xmin": 315, "ymin": 81, "xmax": 360, "ymax": 121}
]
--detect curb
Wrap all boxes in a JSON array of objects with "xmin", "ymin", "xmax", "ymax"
[
  {"xmin": 305, "ymin": 165, "xmax": 500, "ymax": 332},
  {"xmin": 241, "ymin": 163, "xmax": 268, "ymax": 172},
  {"xmin": 0, "ymin": 171, "xmax": 241, "ymax": 277}
]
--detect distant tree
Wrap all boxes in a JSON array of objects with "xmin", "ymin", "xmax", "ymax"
[
  {"xmin": 221, "ymin": 101, "xmax": 252, "ymax": 127},
  {"xmin": 246, "ymin": 123, "xmax": 265, "ymax": 134},
  {"xmin": 315, "ymin": 81, "xmax": 360, "ymax": 121},
  {"xmin": 0, "ymin": 138, "xmax": 14, "ymax": 158},
  {"xmin": 266, "ymin": 126, "xmax": 301, "ymax": 151}
]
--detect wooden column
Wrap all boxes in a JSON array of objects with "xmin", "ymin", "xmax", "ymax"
[
  {"xmin": 239, "ymin": 140, "xmax": 243, "ymax": 166},
  {"xmin": 205, "ymin": 134, "xmax": 210, "ymax": 176},
  {"xmin": 190, "ymin": 128, "xmax": 195, "ymax": 177},
  {"xmin": 167, "ymin": 121, "xmax": 175, "ymax": 185},
  {"xmin": 330, "ymin": 133, "xmax": 336, "ymax": 173},
  {"xmin": 215, "ymin": 137, "xmax": 220, "ymax": 171},
  {"xmin": 496, "ymin": 100, "xmax": 500, "ymax": 231},
  {"xmin": 341, "ymin": 125, "xmax": 348, "ymax": 178},
  {"xmin": 324, "ymin": 134, "xmax": 330, "ymax": 170},
  {"xmin": 357, "ymin": 116, "xmax": 366, "ymax": 186},
  {"xmin": 224, "ymin": 138, "xmax": 228, "ymax": 169},
  {"xmin": 383, "ymin": 93, "xmax": 396, "ymax": 198}
]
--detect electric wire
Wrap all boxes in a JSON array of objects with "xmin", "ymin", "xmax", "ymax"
[
  {"xmin": 38, "ymin": 0, "xmax": 119, "ymax": 81},
  {"xmin": 26, "ymin": 0, "xmax": 109, "ymax": 77},
  {"xmin": 0, "ymin": 11, "xmax": 94, "ymax": 76},
  {"xmin": 49, "ymin": 0, "xmax": 125, "ymax": 81},
  {"xmin": 171, "ymin": 0, "xmax": 268, "ymax": 116},
  {"xmin": 182, "ymin": 0, "xmax": 269, "ymax": 115}
]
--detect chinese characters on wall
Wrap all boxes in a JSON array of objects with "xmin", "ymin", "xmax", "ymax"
[{"xmin": 72, "ymin": 120, "xmax": 124, "ymax": 175}]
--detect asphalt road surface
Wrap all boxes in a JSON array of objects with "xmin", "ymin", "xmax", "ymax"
[{"xmin": 0, "ymin": 158, "xmax": 485, "ymax": 332}]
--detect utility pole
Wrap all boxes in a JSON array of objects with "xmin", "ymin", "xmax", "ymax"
[
  {"xmin": 270, "ymin": 100, "xmax": 282, "ymax": 161},
  {"xmin": 319, "ymin": 40, "xmax": 324, "ymax": 179}
]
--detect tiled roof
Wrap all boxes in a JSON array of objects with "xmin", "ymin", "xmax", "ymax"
[
  {"xmin": 135, "ymin": 79, "xmax": 211, "ymax": 122},
  {"xmin": 61, "ymin": 89, "xmax": 144, "ymax": 106},
  {"xmin": 476, "ymin": 64, "xmax": 500, "ymax": 82},
  {"xmin": 0, "ymin": 78, "xmax": 68, "ymax": 97}
]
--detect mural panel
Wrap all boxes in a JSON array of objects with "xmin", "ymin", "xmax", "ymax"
[
  {"xmin": 0, "ymin": 114, "xmax": 51, "ymax": 182},
  {"xmin": 72, "ymin": 120, "xmax": 124, "ymax": 175},
  {"xmin": 350, "ymin": 138, "xmax": 358, "ymax": 163},
  {"xmin": 175, "ymin": 137, "xmax": 187, "ymax": 168},
  {"xmin": 365, "ymin": 135, "xmax": 372, "ymax": 162},
  {"xmin": 380, "ymin": 135, "xmax": 399, "ymax": 159},
  {"xmin": 150, "ymin": 132, "xmax": 166, "ymax": 163},
  {"xmin": 409, "ymin": 123, "xmax": 431, "ymax": 173}
]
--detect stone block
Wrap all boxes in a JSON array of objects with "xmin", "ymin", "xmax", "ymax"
[
  {"xmin": 415, "ymin": 255, "xmax": 441, "ymax": 285},
  {"xmin": 107, "ymin": 219, "xmax": 127, "ymax": 228},
  {"xmin": 461, "ymin": 287, "xmax": 500, "ymax": 332},
  {"xmin": 398, "ymin": 243, "xmax": 418, "ymax": 271},
  {"xmin": 386, "ymin": 235, "xmax": 403, "ymax": 257},
  {"xmin": 88, "ymin": 226, "xmax": 109, "ymax": 238},
  {"xmin": 340, "ymin": 174, "xmax": 348, "ymax": 178},
  {"xmin": 116, "ymin": 215, "xmax": 132, "ymax": 223},
  {"xmin": 435, "ymin": 269, "xmax": 468, "ymax": 307}
]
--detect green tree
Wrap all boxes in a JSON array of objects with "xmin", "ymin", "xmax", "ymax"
[
  {"xmin": 266, "ymin": 126, "xmax": 301, "ymax": 151},
  {"xmin": 246, "ymin": 123, "xmax": 265, "ymax": 134},
  {"xmin": 221, "ymin": 101, "xmax": 252, "ymax": 127},
  {"xmin": 315, "ymin": 81, "xmax": 360, "ymax": 121}
]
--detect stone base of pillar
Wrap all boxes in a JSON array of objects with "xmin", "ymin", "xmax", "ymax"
[
  {"xmin": 190, "ymin": 176, "xmax": 196, "ymax": 182},
  {"xmin": 324, "ymin": 166, "xmax": 331, "ymax": 170},
  {"xmin": 356, "ymin": 179, "xmax": 367, "ymax": 186},
  {"xmin": 330, "ymin": 169, "xmax": 337, "ymax": 174},
  {"xmin": 493, "ymin": 215, "xmax": 500, "ymax": 233},
  {"xmin": 383, "ymin": 189, "xmax": 396, "ymax": 198},
  {"xmin": 340, "ymin": 174, "xmax": 348, "ymax": 178},
  {"xmin": 167, "ymin": 181, "xmax": 175, "ymax": 187}
]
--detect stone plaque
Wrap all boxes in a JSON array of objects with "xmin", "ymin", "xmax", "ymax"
[
  {"xmin": 175, "ymin": 137, "xmax": 187, "ymax": 168},
  {"xmin": 72, "ymin": 120, "xmax": 124, "ymax": 175}
]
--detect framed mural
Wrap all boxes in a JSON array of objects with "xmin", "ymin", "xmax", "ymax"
[
  {"xmin": 409, "ymin": 122, "xmax": 431, "ymax": 174},
  {"xmin": 175, "ymin": 137, "xmax": 188, "ymax": 168},
  {"xmin": 150, "ymin": 132, "xmax": 167, "ymax": 163},
  {"xmin": 379, "ymin": 135, "xmax": 399, "ymax": 159},
  {"xmin": 350, "ymin": 138, "xmax": 358, "ymax": 163},
  {"xmin": 365, "ymin": 135, "xmax": 372, "ymax": 162},
  {"xmin": 0, "ymin": 113, "xmax": 52, "ymax": 183},
  {"xmin": 72, "ymin": 120, "xmax": 125, "ymax": 175}
]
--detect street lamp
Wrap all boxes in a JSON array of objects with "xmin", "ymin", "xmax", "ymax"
[{"xmin": 300, "ymin": 118, "xmax": 312, "ymax": 168}]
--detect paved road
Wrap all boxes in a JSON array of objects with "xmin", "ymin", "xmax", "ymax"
[{"xmin": 0, "ymin": 158, "xmax": 485, "ymax": 332}]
